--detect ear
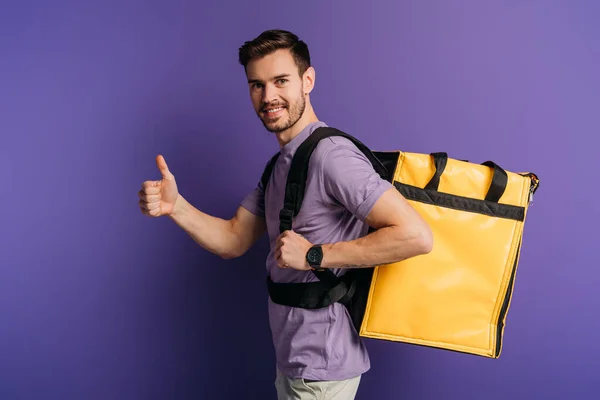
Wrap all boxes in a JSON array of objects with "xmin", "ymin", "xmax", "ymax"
[{"xmin": 302, "ymin": 66, "xmax": 316, "ymax": 95}]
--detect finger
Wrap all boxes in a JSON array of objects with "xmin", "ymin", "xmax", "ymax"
[
  {"xmin": 276, "ymin": 251, "xmax": 289, "ymax": 269},
  {"xmin": 142, "ymin": 181, "xmax": 161, "ymax": 193},
  {"xmin": 139, "ymin": 199, "xmax": 160, "ymax": 211},
  {"xmin": 146, "ymin": 201, "xmax": 160, "ymax": 211},
  {"xmin": 139, "ymin": 201, "xmax": 154, "ymax": 216},
  {"xmin": 138, "ymin": 191, "xmax": 160, "ymax": 203},
  {"xmin": 140, "ymin": 207, "xmax": 158, "ymax": 217},
  {"xmin": 139, "ymin": 199, "xmax": 157, "ymax": 211},
  {"xmin": 146, "ymin": 194, "xmax": 160, "ymax": 202},
  {"xmin": 148, "ymin": 206, "xmax": 161, "ymax": 217},
  {"xmin": 277, "ymin": 256, "xmax": 286, "ymax": 268},
  {"xmin": 274, "ymin": 239, "xmax": 284, "ymax": 253},
  {"xmin": 156, "ymin": 155, "xmax": 174, "ymax": 181}
]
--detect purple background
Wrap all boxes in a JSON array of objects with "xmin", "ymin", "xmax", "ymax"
[{"xmin": 2, "ymin": 0, "xmax": 598, "ymax": 398}]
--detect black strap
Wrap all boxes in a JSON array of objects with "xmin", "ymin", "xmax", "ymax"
[
  {"xmin": 424, "ymin": 152, "xmax": 448, "ymax": 191},
  {"xmin": 266, "ymin": 273, "xmax": 357, "ymax": 309},
  {"xmin": 481, "ymin": 161, "xmax": 508, "ymax": 202},
  {"xmin": 424, "ymin": 152, "xmax": 508, "ymax": 203},
  {"xmin": 260, "ymin": 152, "xmax": 281, "ymax": 190}
]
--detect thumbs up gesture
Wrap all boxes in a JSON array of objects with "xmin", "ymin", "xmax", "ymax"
[{"xmin": 138, "ymin": 155, "xmax": 179, "ymax": 217}]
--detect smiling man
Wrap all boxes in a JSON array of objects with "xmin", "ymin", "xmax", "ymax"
[
  {"xmin": 242, "ymin": 34, "xmax": 317, "ymax": 147},
  {"xmin": 138, "ymin": 29, "xmax": 432, "ymax": 399}
]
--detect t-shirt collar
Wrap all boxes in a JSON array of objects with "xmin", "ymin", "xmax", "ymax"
[{"xmin": 280, "ymin": 121, "xmax": 328, "ymax": 157}]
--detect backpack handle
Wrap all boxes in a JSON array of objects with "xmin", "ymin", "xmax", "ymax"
[{"xmin": 424, "ymin": 152, "xmax": 508, "ymax": 203}]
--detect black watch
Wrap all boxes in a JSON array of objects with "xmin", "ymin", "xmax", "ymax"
[{"xmin": 306, "ymin": 245, "xmax": 323, "ymax": 268}]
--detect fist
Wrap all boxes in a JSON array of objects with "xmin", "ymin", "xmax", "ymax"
[
  {"xmin": 138, "ymin": 155, "xmax": 179, "ymax": 217},
  {"xmin": 274, "ymin": 230, "xmax": 313, "ymax": 271}
]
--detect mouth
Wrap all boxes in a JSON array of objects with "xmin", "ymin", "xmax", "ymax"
[{"xmin": 262, "ymin": 105, "xmax": 286, "ymax": 119}]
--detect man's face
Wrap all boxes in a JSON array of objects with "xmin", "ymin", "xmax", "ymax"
[{"xmin": 246, "ymin": 49, "xmax": 309, "ymax": 133}]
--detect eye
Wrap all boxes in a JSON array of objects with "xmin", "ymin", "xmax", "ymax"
[
  {"xmin": 276, "ymin": 79, "xmax": 288, "ymax": 85},
  {"xmin": 252, "ymin": 82, "xmax": 264, "ymax": 90}
]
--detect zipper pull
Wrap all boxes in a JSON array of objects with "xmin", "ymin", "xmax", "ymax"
[
  {"xmin": 528, "ymin": 173, "xmax": 539, "ymax": 206},
  {"xmin": 529, "ymin": 187, "xmax": 534, "ymax": 206}
]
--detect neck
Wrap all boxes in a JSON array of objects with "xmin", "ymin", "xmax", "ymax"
[{"xmin": 275, "ymin": 103, "xmax": 319, "ymax": 148}]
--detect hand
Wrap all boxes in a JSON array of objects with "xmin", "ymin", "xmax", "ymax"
[
  {"xmin": 138, "ymin": 155, "xmax": 179, "ymax": 217},
  {"xmin": 274, "ymin": 230, "xmax": 313, "ymax": 271}
]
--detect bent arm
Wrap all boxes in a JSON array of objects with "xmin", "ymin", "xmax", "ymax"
[
  {"xmin": 320, "ymin": 187, "xmax": 433, "ymax": 269},
  {"xmin": 169, "ymin": 195, "xmax": 266, "ymax": 259}
]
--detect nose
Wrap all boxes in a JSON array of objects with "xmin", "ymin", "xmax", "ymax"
[{"xmin": 262, "ymin": 83, "xmax": 277, "ymax": 104}]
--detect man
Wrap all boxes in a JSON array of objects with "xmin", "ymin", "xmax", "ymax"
[{"xmin": 138, "ymin": 29, "xmax": 433, "ymax": 399}]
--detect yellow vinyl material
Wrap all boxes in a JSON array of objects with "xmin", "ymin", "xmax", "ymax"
[{"xmin": 359, "ymin": 151, "xmax": 538, "ymax": 358}]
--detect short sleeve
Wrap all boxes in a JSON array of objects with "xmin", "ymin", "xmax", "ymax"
[
  {"xmin": 240, "ymin": 166, "xmax": 268, "ymax": 217},
  {"xmin": 240, "ymin": 184, "xmax": 265, "ymax": 218},
  {"xmin": 319, "ymin": 138, "xmax": 393, "ymax": 221}
]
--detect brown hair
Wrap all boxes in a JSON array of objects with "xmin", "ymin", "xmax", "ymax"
[{"xmin": 238, "ymin": 29, "xmax": 311, "ymax": 76}]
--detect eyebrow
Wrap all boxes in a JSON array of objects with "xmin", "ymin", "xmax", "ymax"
[{"xmin": 247, "ymin": 74, "xmax": 291, "ymax": 84}]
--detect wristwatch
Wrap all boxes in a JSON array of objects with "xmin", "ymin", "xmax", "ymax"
[{"xmin": 306, "ymin": 245, "xmax": 323, "ymax": 269}]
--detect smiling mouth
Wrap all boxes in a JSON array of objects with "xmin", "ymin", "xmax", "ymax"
[
  {"xmin": 263, "ymin": 105, "xmax": 286, "ymax": 113},
  {"xmin": 262, "ymin": 106, "xmax": 286, "ymax": 119}
]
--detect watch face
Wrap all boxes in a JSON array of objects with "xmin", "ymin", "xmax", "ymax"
[{"xmin": 307, "ymin": 247, "xmax": 321, "ymax": 264}]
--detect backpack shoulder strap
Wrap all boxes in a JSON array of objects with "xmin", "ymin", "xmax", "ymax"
[
  {"xmin": 278, "ymin": 126, "xmax": 389, "ymax": 285},
  {"xmin": 260, "ymin": 151, "xmax": 281, "ymax": 190},
  {"xmin": 278, "ymin": 126, "xmax": 388, "ymax": 234}
]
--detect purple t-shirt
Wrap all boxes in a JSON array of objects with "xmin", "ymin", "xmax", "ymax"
[{"xmin": 241, "ymin": 121, "xmax": 393, "ymax": 381}]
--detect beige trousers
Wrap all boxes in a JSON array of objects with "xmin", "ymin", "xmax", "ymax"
[{"xmin": 274, "ymin": 368, "xmax": 362, "ymax": 400}]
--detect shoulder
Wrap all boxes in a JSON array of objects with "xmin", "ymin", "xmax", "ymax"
[
  {"xmin": 310, "ymin": 133, "xmax": 373, "ymax": 173},
  {"xmin": 307, "ymin": 130, "xmax": 392, "ymax": 219}
]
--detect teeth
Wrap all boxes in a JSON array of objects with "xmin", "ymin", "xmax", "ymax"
[{"xmin": 266, "ymin": 107, "xmax": 283, "ymax": 113}]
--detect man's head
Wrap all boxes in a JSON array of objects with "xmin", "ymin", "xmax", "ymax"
[{"xmin": 238, "ymin": 30, "xmax": 316, "ymax": 134}]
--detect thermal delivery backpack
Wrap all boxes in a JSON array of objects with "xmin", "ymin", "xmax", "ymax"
[{"xmin": 262, "ymin": 127, "xmax": 540, "ymax": 358}]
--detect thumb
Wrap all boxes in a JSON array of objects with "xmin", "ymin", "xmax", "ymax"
[{"xmin": 156, "ymin": 155, "xmax": 174, "ymax": 181}]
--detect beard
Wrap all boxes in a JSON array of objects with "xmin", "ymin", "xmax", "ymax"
[{"xmin": 258, "ymin": 92, "xmax": 306, "ymax": 133}]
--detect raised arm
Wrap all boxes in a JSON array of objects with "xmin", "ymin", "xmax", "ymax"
[
  {"xmin": 138, "ymin": 155, "xmax": 266, "ymax": 260},
  {"xmin": 169, "ymin": 197, "xmax": 266, "ymax": 259}
]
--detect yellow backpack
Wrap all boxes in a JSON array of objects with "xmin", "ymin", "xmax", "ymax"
[{"xmin": 264, "ymin": 127, "xmax": 540, "ymax": 358}]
